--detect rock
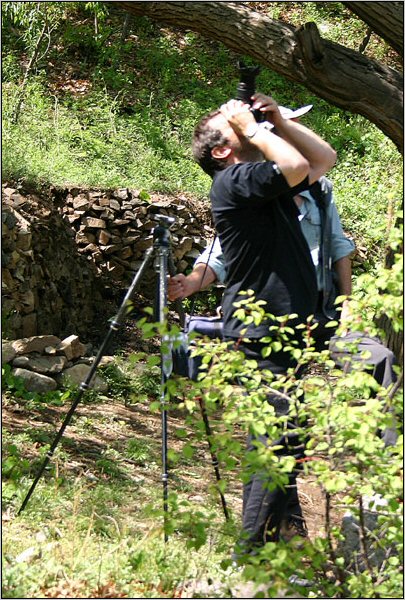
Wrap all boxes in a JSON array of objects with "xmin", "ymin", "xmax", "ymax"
[
  {"xmin": 83, "ymin": 217, "xmax": 106, "ymax": 229},
  {"xmin": 75, "ymin": 231, "xmax": 96, "ymax": 245},
  {"xmin": 73, "ymin": 196, "xmax": 90, "ymax": 210},
  {"xmin": 339, "ymin": 494, "xmax": 390, "ymax": 570},
  {"xmin": 21, "ymin": 313, "xmax": 38, "ymax": 338},
  {"xmin": 12, "ymin": 368, "xmax": 58, "ymax": 392},
  {"xmin": 61, "ymin": 364, "xmax": 108, "ymax": 392},
  {"xmin": 2, "ymin": 342, "xmax": 16, "ymax": 364},
  {"xmin": 115, "ymin": 188, "xmax": 129, "ymax": 200},
  {"xmin": 19, "ymin": 290, "xmax": 35, "ymax": 314},
  {"xmin": 12, "ymin": 355, "xmax": 68, "ymax": 374},
  {"xmin": 56, "ymin": 335, "xmax": 86, "ymax": 360},
  {"xmin": 99, "ymin": 356, "xmax": 115, "ymax": 366},
  {"xmin": 16, "ymin": 231, "xmax": 32, "ymax": 251},
  {"xmin": 14, "ymin": 546, "xmax": 41, "ymax": 564},
  {"xmin": 12, "ymin": 335, "xmax": 61, "ymax": 355},
  {"xmin": 97, "ymin": 229, "xmax": 112, "ymax": 245},
  {"xmin": 109, "ymin": 199, "xmax": 121, "ymax": 211}
]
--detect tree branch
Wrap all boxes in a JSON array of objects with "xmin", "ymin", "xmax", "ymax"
[
  {"xmin": 114, "ymin": 1, "xmax": 403, "ymax": 151},
  {"xmin": 344, "ymin": 1, "xmax": 403, "ymax": 55}
]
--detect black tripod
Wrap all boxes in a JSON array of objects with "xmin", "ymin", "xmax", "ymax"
[{"xmin": 18, "ymin": 214, "xmax": 229, "ymax": 534}]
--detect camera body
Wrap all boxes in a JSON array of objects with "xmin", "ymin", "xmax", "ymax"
[{"xmin": 236, "ymin": 62, "xmax": 265, "ymax": 123}]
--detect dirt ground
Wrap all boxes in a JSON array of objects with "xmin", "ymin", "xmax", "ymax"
[{"xmin": 2, "ymin": 387, "xmax": 337, "ymax": 540}]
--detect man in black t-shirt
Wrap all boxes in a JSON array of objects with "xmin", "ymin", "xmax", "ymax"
[{"xmin": 192, "ymin": 94, "xmax": 336, "ymax": 557}]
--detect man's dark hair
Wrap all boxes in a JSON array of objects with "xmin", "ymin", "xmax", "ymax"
[{"xmin": 192, "ymin": 109, "xmax": 229, "ymax": 177}]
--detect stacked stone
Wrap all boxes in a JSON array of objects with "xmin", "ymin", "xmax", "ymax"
[
  {"xmin": 2, "ymin": 191, "xmax": 35, "ymax": 337},
  {"xmin": 2, "ymin": 335, "xmax": 110, "ymax": 393},
  {"xmin": 2, "ymin": 184, "xmax": 213, "ymax": 340},
  {"xmin": 2, "ymin": 186, "xmax": 105, "ymax": 340},
  {"xmin": 60, "ymin": 187, "xmax": 212, "ymax": 283}
]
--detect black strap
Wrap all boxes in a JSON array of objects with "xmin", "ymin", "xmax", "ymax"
[{"xmin": 309, "ymin": 179, "xmax": 335, "ymax": 318}]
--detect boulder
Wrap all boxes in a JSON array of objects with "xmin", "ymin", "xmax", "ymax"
[
  {"xmin": 11, "ymin": 335, "xmax": 61, "ymax": 355},
  {"xmin": 12, "ymin": 368, "xmax": 58, "ymax": 392},
  {"xmin": 61, "ymin": 364, "xmax": 108, "ymax": 392}
]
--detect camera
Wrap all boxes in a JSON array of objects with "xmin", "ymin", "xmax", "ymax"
[{"xmin": 236, "ymin": 61, "xmax": 265, "ymax": 123}]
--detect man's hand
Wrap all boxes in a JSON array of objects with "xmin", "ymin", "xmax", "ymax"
[
  {"xmin": 251, "ymin": 93, "xmax": 283, "ymax": 128},
  {"xmin": 168, "ymin": 274, "xmax": 196, "ymax": 301},
  {"xmin": 219, "ymin": 96, "xmax": 310, "ymax": 187},
  {"xmin": 338, "ymin": 298, "xmax": 370, "ymax": 336},
  {"xmin": 219, "ymin": 99, "xmax": 256, "ymax": 137},
  {"xmin": 338, "ymin": 298, "xmax": 352, "ymax": 336},
  {"xmin": 168, "ymin": 264, "xmax": 218, "ymax": 301}
]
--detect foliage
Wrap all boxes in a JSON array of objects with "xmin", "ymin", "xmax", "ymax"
[
  {"xmin": 350, "ymin": 222, "xmax": 404, "ymax": 339},
  {"xmin": 98, "ymin": 360, "xmax": 160, "ymax": 404},
  {"xmin": 172, "ymin": 285, "xmax": 402, "ymax": 597},
  {"xmin": 2, "ymin": 363, "xmax": 71, "ymax": 407},
  {"xmin": 2, "ymin": 267, "xmax": 403, "ymax": 597},
  {"xmin": 1, "ymin": 3, "xmax": 403, "ymax": 598},
  {"xmin": 1, "ymin": 2, "xmax": 402, "ymax": 263}
]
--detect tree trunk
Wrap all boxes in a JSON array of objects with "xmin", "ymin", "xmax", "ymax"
[{"xmin": 115, "ymin": 1, "xmax": 403, "ymax": 151}]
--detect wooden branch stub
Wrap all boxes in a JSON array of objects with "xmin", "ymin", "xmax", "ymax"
[{"xmin": 294, "ymin": 22, "xmax": 325, "ymax": 67}]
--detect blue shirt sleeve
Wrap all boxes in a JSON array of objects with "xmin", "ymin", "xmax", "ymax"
[
  {"xmin": 329, "ymin": 199, "xmax": 356, "ymax": 262},
  {"xmin": 300, "ymin": 192, "xmax": 355, "ymax": 263},
  {"xmin": 195, "ymin": 237, "xmax": 227, "ymax": 284}
]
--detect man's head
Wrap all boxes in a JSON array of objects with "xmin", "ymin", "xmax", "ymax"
[
  {"xmin": 192, "ymin": 103, "xmax": 313, "ymax": 177},
  {"xmin": 192, "ymin": 109, "xmax": 263, "ymax": 177},
  {"xmin": 191, "ymin": 109, "xmax": 229, "ymax": 177}
]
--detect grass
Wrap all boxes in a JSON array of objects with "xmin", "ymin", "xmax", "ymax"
[
  {"xmin": 2, "ymin": 479, "xmax": 232, "ymax": 598},
  {"xmin": 1, "ymin": 6, "xmax": 403, "ymax": 597},
  {"xmin": 2, "ymin": 4, "xmax": 402, "ymax": 269},
  {"xmin": 2, "ymin": 360, "xmax": 241, "ymax": 598}
]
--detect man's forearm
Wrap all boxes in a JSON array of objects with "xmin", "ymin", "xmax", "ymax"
[
  {"xmin": 275, "ymin": 119, "xmax": 336, "ymax": 184},
  {"xmin": 187, "ymin": 264, "xmax": 217, "ymax": 292},
  {"xmin": 248, "ymin": 128, "xmax": 310, "ymax": 187},
  {"xmin": 168, "ymin": 264, "xmax": 217, "ymax": 301},
  {"xmin": 333, "ymin": 256, "xmax": 352, "ymax": 296}
]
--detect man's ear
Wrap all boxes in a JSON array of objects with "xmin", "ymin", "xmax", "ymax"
[{"xmin": 212, "ymin": 145, "xmax": 232, "ymax": 160}]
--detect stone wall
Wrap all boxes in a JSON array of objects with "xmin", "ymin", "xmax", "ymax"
[
  {"xmin": 54, "ymin": 186, "xmax": 212, "ymax": 292},
  {"xmin": 2, "ymin": 184, "xmax": 213, "ymax": 341}
]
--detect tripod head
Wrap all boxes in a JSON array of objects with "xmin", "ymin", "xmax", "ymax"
[
  {"xmin": 154, "ymin": 214, "xmax": 175, "ymax": 228},
  {"xmin": 153, "ymin": 214, "xmax": 175, "ymax": 248}
]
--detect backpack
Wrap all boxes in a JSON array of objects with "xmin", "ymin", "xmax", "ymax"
[{"xmin": 171, "ymin": 313, "xmax": 224, "ymax": 380}]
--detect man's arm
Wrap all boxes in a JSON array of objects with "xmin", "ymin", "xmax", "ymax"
[
  {"xmin": 220, "ymin": 99, "xmax": 310, "ymax": 187},
  {"xmin": 334, "ymin": 256, "xmax": 352, "ymax": 297},
  {"xmin": 333, "ymin": 255, "xmax": 352, "ymax": 332},
  {"xmin": 253, "ymin": 94, "xmax": 337, "ymax": 184},
  {"xmin": 195, "ymin": 239, "xmax": 227, "ymax": 284},
  {"xmin": 168, "ymin": 264, "xmax": 217, "ymax": 301}
]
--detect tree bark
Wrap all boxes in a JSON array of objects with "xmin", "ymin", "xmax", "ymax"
[
  {"xmin": 115, "ymin": 1, "xmax": 403, "ymax": 151},
  {"xmin": 344, "ymin": 1, "xmax": 403, "ymax": 55}
]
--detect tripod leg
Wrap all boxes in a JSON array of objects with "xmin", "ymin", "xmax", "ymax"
[
  {"xmin": 198, "ymin": 398, "xmax": 230, "ymax": 522},
  {"xmin": 18, "ymin": 247, "xmax": 155, "ymax": 515},
  {"xmin": 155, "ymin": 247, "xmax": 170, "ymax": 541}
]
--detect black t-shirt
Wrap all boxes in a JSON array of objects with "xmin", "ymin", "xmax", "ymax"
[{"xmin": 210, "ymin": 161, "xmax": 318, "ymax": 339}]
